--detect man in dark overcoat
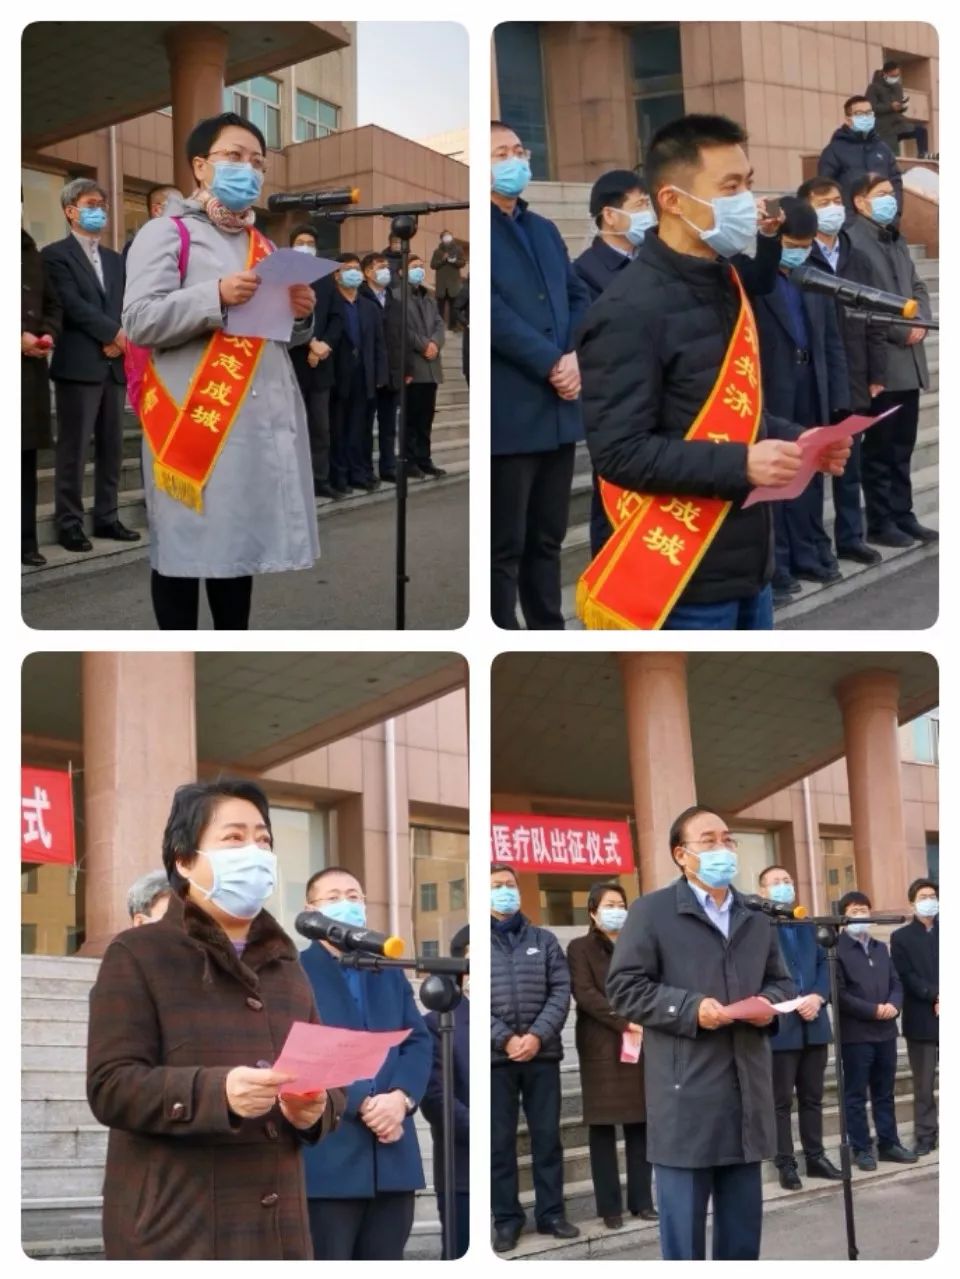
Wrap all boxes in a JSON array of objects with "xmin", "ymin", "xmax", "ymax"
[{"xmin": 22, "ymin": 224, "xmax": 61, "ymax": 565}]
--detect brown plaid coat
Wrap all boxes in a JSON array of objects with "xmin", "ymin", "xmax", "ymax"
[{"xmin": 87, "ymin": 893, "xmax": 344, "ymax": 1259}]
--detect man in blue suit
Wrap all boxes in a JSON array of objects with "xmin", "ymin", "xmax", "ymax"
[
  {"xmin": 330, "ymin": 254, "xmax": 388, "ymax": 495},
  {"xmin": 299, "ymin": 867, "xmax": 432, "ymax": 1259},
  {"xmin": 759, "ymin": 866, "xmax": 842, "ymax": 1190},
  {"xmin": 753, "ymin": 197, "xmax": 851, "ymax": 605},
  {"xmin": 491, "ymin": 120, "xmax": 591, "ymax": 630}
]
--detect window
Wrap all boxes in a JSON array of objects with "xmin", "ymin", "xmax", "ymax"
[
  {"xmin": 411, "ymin": 826, "xmax": 468, "ymax": 960},
  {"xmin": 823, "ymin": 837, "xmax": 857, "ymax": 914},
  {"xmin": 420, "ymin": 883, "xmax": 438, "ymax": 912},
  {"xmin": 630, "ymin": 23, "xmax": 685, "ymax": 169},
  {"xmin": 449, "ymin": 878, "xmax": 466, "ymax": 911},
  {"xmin": 494, "ymin": 23, "xmax": 550, "ymax": 179},
  {"xmin": 267, "ymin": 806, "xmax": 330, "ymax": 944},
  {"xmin": 421, "ymin": 940, "xmax": 440, "ymax": 959},
  {"xmin": 926, "ymin": 836, "xmax": 939, "ymax": 882},
  {"xmin": 224, "ymin": 77, "xmax": 281, "ymax": 150},
  {"xmin": 21, "ymin": 867, "xmax": 39, "ymax": 894},
  {"xmin": 65, "ymin": 926, "xmax": 81, "ymax": 956},
  {"xmin": 911, "ymin": 712, "xmax": 939, "ymax": 764},
  {"xmin": 295, "ymin": 91, "xmax": 340, "ymax": 142},
  {"xmin": 21, "ymin": 924, "xmax": 37, "ymax": 954}
]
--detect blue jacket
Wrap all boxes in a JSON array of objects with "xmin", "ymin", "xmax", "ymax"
[
  {"xmin": 771, "ymin": 922, "xmax": 833, "ymax": 1051},
  {"xmin": 332, "ymin": 289, "xmax": 388, "ymax": 401},
  {"xmin": 41, "ymin": 235, "xmax": 126, "ymax": 385},
  {"xmin": 420, "ymin": 999, "xmax": 469, "ymax": 1194},
  {"xmin": 299, "ymin": 943, "xmax": 432, "ymax": 1197},
  {"xmin": 574, "ymin": 236, "xmax": 635, "ymax": 303},
  {"xmin": 754, "ymin": 273, "xmax": 850, "ymax": 425},
  {"xmin": 491, "ymin": 199, "xmax": 590, "ymax": 455},
  {"xmin": 836, "ymin": 932, "xmax": 903, "ymax": 1044}
]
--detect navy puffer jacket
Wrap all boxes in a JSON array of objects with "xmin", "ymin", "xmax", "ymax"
[{"xmin": 491, "ymin": 914, "xmax": 571, "ymax": 1064}]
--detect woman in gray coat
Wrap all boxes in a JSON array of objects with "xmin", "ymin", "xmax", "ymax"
[{"xmin": 123, "ymin": 113, "xmax": 319, "ymax": 629}]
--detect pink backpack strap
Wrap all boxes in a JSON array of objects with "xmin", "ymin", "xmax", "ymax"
[{"xmin": 171, "ymin": 215, "xmax": 190, "ymax": 279}]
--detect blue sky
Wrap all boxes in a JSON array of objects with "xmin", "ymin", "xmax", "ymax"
[{"xmin": 356, "ymin": 22, "xmax": 468, "ymax": 140}]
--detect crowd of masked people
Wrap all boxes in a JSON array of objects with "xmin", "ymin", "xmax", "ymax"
[
  {"xmin": 490, "ymin": 826, "xmax": 938, "ymax": 1259},
  {"xmin": 491, "ymin": 81, "xmax": 936, "ymax": 630}
]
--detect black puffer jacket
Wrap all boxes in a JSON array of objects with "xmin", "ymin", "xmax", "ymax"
[
  {"xmin": 578, "ymin": 231, "xmax": 801, "ymax": 605},
  {"xmin": 817, "ymin": 125, "xmax": 903, "ymax": 210},
  {"xmin": 491, "ymin": 914, "xmax": 571, "ymax": 1065}
]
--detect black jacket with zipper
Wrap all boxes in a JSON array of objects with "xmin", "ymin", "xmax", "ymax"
[{"xmin": 490, "ymin": 914, "xmax": 570, "ymax": 1065}]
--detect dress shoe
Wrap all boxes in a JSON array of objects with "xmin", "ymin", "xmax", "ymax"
[
  {"xmin": 58, "ymin": 527, "xmax": 93, "ymax": 553},
  {"xmin": 379, "ymin": 472, "xmax": 398, "ymax": 484},
  {"xmin": 633, "ymin": 1208, "xmax": 659, "ymax": 1221},
  {"xmin": 837, "ymin": 541, "xmax": 882, "ymax": 565},
  {"xmin": 420, "ymin": 462, "xmax": 448, "ymax": 478},
  {"xmin": 914, "ymin": 1142, "xmax": 935, "ymax": 1157},
  {"xmin": 493, "ymin": 1226, "xmax": 522, "ymax": 1254},
  {"xmin": 356, "ymin": 479, "xmax": 381, "ymax": 493},
  {"xmin": 805, "ymin": 1154, "xmax": 844, "ymax": 1180},
  {"xmin": 855, "ymin": 1149, "xmax": 877, "ymax": 1171},
  {"xmin": 603, "ymin": 1215, "xmax": 623, "ymax": 1230},
  {"xmin": 778, "ymin": 1163, "xmax": 803, "ymax": 1190},
  {"xmin": 94, "ymin": 520, "xmax": 141, "ymax": 542},
  {"xmin": 406, "ymin": 464, "xmax": 426, "ymax": 479},
  {"xmin": 21, "ymin": 550, "xmax": 47, "ymax": 567},
  {"xmin": 773, "ymin": 588, "xmax": 795, "ymax": 609},
  {"xmin": 329, "ymin": 485, "xmax": 351, "ymax": 498},
  {"xmin": 537, "ymin": 1218, "xmax": 580, "ymax": 1239},
  {"xmin": 314, "ymin": 484, "xmax": 338, "ymax": 499},
  {"xmin": 896, "ymin": 517, "xmax": 938, "ymax": 544},
  {"xmin": 867, "ymin": 526, "xmax": 914, "ymax": 549},
  {"xmin": 878, "ymin": 1143, "xmax": 918, "ymax": 1164},
  {"xmin": 773, "ymin": 574, "xmax": 802, "ymax": 594},
  {"xmin": 794, "ymin": 565, "xmax": 843, "ymax": 584}
]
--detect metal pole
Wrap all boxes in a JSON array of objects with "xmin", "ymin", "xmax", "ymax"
[
  {"xmin": 824, "ymin": 931, "xmax": 859, "ymax": 1260},
  {"xmin": 385, "ymin": 718, "xmax": 400, "ymax": 939},
  {"xmin": 395, "ymin": 240, "xmax": 411, "ymax": 630},
  {"xmin": 440, "ymin": 1008, "xmax": 457, "ymax": 1259}
]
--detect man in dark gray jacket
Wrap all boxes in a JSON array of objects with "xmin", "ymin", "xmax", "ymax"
[
  {"xmin": 490, "ymin": 863, "xmax": 579, "ymax": 1252},
  {"xmin": 607, "ymin": 806, "xmax": 795, "ymax": 1259},
  {"xmin": 388, "ymin": 255, "xmax": 447, "ymax": 478}
]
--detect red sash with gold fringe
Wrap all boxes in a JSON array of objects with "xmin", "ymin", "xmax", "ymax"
[
  {"xmin": 576, "ymin": 266, "xmax": 763, "ymax": 630},
  {"xmin": 139, "ymin": 228, "xmax": 272, "ymax": 512}
]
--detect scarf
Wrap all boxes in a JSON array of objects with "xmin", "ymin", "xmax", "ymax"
[
  {"xmin": 192, "ymin": 186, "xmax": 257, "ymax": 234},
  {"xmin": 492, "ymin": 911, "xmax": 525, "ymax": 937}
]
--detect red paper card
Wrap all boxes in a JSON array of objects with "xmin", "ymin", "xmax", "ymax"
[
  {"xmin": 273, "ymin": 1022, "xmax": 411, "ymax": 1095},
  {"xmin": 720, "ymin": 996, "xmax": 803, "ymax": 1020}
]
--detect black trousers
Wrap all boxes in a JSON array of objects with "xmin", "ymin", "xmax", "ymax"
[
  {"xmin": 405, "ymin": 382, "xmax": 439, "ymax": 468},
  {"xmin": 370, "ymin": 385, "xmax": 397, "ymax": 477},
  {"xmin": 308, "ymin": 1191, "xmax": 415, "ymax": 1260},
  {"xmin": 862, "ymin": 387, "xmax": 920, "ymax": 533},
  {"xmin": 331, "ymin": 367, "xmax": 374, "ymax": 488},
  {"xmin": 150, "ymin": 571, "xmax": 253, "ymax": 630},
  {"xmin": 22, "ymin": 449, "xmax": 39, "ymax": 553},
  {"xmin": 840, "ymin": 1038, "xmax": 900, "ymax": 1153},
  {"xmin": 491, "ymin": 1059, "xmax": 564, "ymax": 1230},
  {"xmin": 588, "ymin": 1121, "xmax": 653, "ymax": 1217},
  {"xmin": 832, "ymin": 433, "xmax": 866, "ymax": 549},
  {"xmin": 304, "ymin": 387, "xmax": 331, "ymax": 489},
  {"xmin": 491, "ymin": 445, "xmax": 576, "ymax": 630},
  {"xmin": 772, "ymin": 1044, "xmax": 829, "ymax": 1165},
  {"xmin": 437, "ymin": 1191, "xmax": 470, "ymax": 1259},
  {"xmin": 907, "ymin": 1039, "xmax": 939, "ymax": 1145},
  {"xmin": 53, "ymin": 379, "xmax": 125, "ymax": 531}
]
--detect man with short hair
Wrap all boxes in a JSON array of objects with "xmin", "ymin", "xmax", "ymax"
[
  {"xmin": 758, "ymin": 864, "xmax": 841, "ymax": 1189},
  {"xmin": 490, "ymin": 863, "xmax": 578, "ymax": 1252},
  {"xmin": 42, "ymin": 178, "xmax": 139, "ymax": 553},
  {"xmin": 300, "ymin": 866, "xmax": 432, "ymax": 1259},
  {"xmin": 330, "ymin": 253, "xmax": 388, "ymax": 495},
  {"xmin": 126, "ymin": 870, "xmax": 171, "ymax": 926},
  {"xmin": 818, "ymin": 96, "xmax": 903, "ymax": 212},
  {"xmin": 607, "ymin": 807, "xmax": 794, "ymax": 1258},
  {"xmin": 835, "ymin": 890, "xmax": 917, "ymax": 1170},
  {"xmin": 578, "ymin": 114, "xmax": 850, "ymax": 630},
  {"xmin": 146, "ymin": 185, "xmax": 182, "ymax": 221},
  {"xmin": 288, "ymin": 225, "xmax": 342, "ymax": 499},
  {"xmin": 891, "ymin": 879, "xmax": 939, "ymax": 1156},
  {"xmin": 360, "ymin": 252, "xmax": 399, "ymax": 481},
  {"xmin": 387, "ymin": 254, "xmax": 447, "ymax": 479},
  {"xmin": 867, "ymin": 61, "xmax": 929, "ymax": 157}
]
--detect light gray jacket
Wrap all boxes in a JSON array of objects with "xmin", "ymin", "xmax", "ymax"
[{"xmin": 123, "ymin": 197, "xmax": 319, "ymax": 578}]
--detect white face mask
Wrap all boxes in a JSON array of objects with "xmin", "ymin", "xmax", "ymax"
[
  {"xmin": 293, "ymin": 244, "xmax": 317, "ymax": 255},
  {"xmin": 181, "ymin": 844, "xmax": 277, "ymax": 920}
]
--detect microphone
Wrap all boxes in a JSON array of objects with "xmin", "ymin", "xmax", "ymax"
[
  {"xmin": 790, "ymin": 263, "xmax": 918, "ymax": 319},
  {"xmin": 294, "ymin": 910, "xmax": 405, "ymax": 958},
  {"xmin": 267, "ymin": 187, "xmax": 360, "ymax": 213},
  {"xmin": 740, "ymin": 894, "xmax": 809, "ymax": 920}
]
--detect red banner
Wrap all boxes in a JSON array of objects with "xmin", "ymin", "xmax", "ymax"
[
  {"xmin": 21, "ymin": 767, "xmax": 75, "ymax": 866},
  {"xmin": 491, "ymin": 813, "xmax": 634, "ymax": 875}
]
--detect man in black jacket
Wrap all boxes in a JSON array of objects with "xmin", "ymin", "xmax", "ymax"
[
  {"xmin": 388, "ymin": 255, "xmax": 447, "ymax": 478},
  {"xmin": 607, "ymin": 806, "xmax": 794, "ymax": 1260},
  {"xmin": 289, "ymin": 230, "xmax": 343, "ymax": 499},
  {"xmin": 818, "ymin": 96, "xmax": 903, "ymax": 212},
  {"xmin": 41, "ymin": 178, "xmax": 140, "ymax": 553},
  {"xmin": 578, "ymin": 114, "xmax": 851, "ymax": 630},
  {"xmin": 891, "ymin": 878, "xmax": 939, "ymax": 1156},
  {"xmin": 329, "ymin": 253, "xmax": 388, "ymax": 494},
  {"xmin": 360, "ymin": 252, "xmax": 399, "ymax": 482},
  {"xmin": 836, "ymin": 891, "xmax": 917, "ymax": 1170},
  {"xmin": 867, "ymin": 61, "xmax": 930, "ymax": 157},
  {"xmin": 490, "ymin": 864, "xmax": 578, "ymax": 1252}
]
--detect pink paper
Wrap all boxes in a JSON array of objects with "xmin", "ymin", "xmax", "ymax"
[
  {"xmin": 273, "ymin": 1021, "xmax": 411, "ymax": 1095},
  {"xmin": 620, "ymin": 1029, "xmax": 642, "ymax": 1063},
  {"xmin": 742, "ymin": 406, "xmax": 899, "ymax": 508},
  {"xmin": 720, "ymin": 995, "xmax": 803, "ymax": 1020}
]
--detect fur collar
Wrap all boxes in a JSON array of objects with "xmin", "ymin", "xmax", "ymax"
[{"xmin": 164, "ymin": 892, "xmax": 298, "ymax": 991}]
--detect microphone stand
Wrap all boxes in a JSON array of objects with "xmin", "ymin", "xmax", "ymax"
[
  {"xmin": 338, "ymin": 950, "xmax": 469, "ymax": 1259},
  {"xmin": 312, "ymin": 200, "xmax": 470, "ymax": 629},
  {"xmin": 769, "ymin": 911, "xmax": 908, "ymax": 1261}
]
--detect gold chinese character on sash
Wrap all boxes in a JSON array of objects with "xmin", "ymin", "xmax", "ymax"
[
  {"xmin": 142, "ymin": 387, "xmax": 159, "ymax": 416},
  {"xmin": 224, "ymin": 336, "xmax": 255, "ymax": 356},
  {"xmin": 616, "ymin": 491, "xmax": 646, "ymax": 523},
  {"xmin": 211, "ymin": 354, "xmax": 245, "ymax": 381},
  {"xmin": 643, "ymin": 525, "xmax": 685, "ymax": 566},
  {"xmin": 723, "ymin": 384, "xmax": 753, "ymax": 418},
  {"xmin": 660, "ymin": 497, "xmax": 701, "ymax": 532},
  {"xmin": 707, "ymin": 431, "xmax": 730, "ymax": 443},
  {"xmin": 200, "ymin": 380, "xmax": 234, "ymax": 407},
  {"xmin": 191, "ymin": 405, "xmax": 222, "ymax": 433},
  {"xmin": 743, "ymin": 325, "xmax": 757, "ymax": 351},
  {"xmin": 733, "ymin": 355, "xmax": 758, "ymax": 389}
]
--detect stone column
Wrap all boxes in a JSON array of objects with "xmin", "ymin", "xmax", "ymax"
[
  {"xmin": 619, "ymin": 653, "xmax": 697, "ymax": 891},
  {"xmin": 80, "ymin": 652, "xmax": 197, "ymax": 955},
  {"xmin": 166, "ymin": 24, "xmax": 229, "ymax": 197},
  {"xmin": 836, "ymin": 670, "xmax": 909, "ymax": 910}
]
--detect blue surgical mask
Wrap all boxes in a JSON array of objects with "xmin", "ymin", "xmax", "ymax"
[
  {"xmin": 492, "ymin": 157, "xmax": 532, "ymax": 198},
  {"xmin": 491, "ymin": 885, "xmax": 521, "ymax": 915},
  {"xmin": 884, "ymin": 76, "xmax": 901, "ymax": 86},
  {"xmin": 209, "ymin": 161, "xmax": 263, "ymax": 212},
  {"xmin": 846, "ymin": 920, "xmax": 871, "ymax": 937},
  {"xmin": 293, "ymin": 244, "xmax": 317, "ymax": 255},
  {"xmin": 690, "ymin": 847, "xmax": 739, "ymax": 890},
  {"xmin": 77, "ymin": 207, "xmax": 107, "ymax": 233},
  {"xmin": 816, "ymin": 204, "xmax": 846, "ymax": 236},
  {"xmin": 674, "ymin": 186, "xmax": 758, "ymax": 260},
  {"xmin": 374, "ymin": 268, "xmax": 392, "ymax": 287},
  {"xmin": 408, "ymin": 266, "xmax": 426, "ymax": 286},
  {"xmin": 870, "ymin": 194, "xmax": 898, "ymax": 226},
  {"xmin": 319, "ymin": 897, "xmax": 367, "ymax": 930},
  {"xmin": 916, "ymin": 898, "xmax": 939, "ymax": 919},
  {"xmin": 851, "ymin": 113, "xmax": 875, "ymax": 134},
  {"xmin": 769, "ymin": 883, "xmax": 796, "ymax": 906},
  {"xmin": 340, "ymin": 268, "xmax": 364, "ymax": 289},
  {"xmin": 598, "ymin": 906, "xmax": 628, "ymax": 933},
  {"xmin": 781, "ymin": 245, "xmax": 812, "ymax": 270},
  {"xmin": 186, "ymin": 845, "xmax": 277, "ymax": 920},
  {"xmin": 607, "ymin": 206, "xmax": 658, "ymax": 247}
]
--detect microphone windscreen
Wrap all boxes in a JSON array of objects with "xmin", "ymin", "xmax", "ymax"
[
  {"xmin": 383, "ymin": 936, "xmax": 405, "ymax": 958},
  {"xmin": 903, "ymin": 298, "xmax": 919, "ymax": 318},
  {"xmin": 793, "ymin": 906, "xmax": 809, "ymax": 920}
]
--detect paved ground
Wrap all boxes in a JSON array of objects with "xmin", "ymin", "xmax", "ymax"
[
  {"xmin": 21, "ymin": 484, "xmax": 469, "ymax": 631},
  {"xmin": 779, "ymin": 555, "xmax": 938, "ymax": 630}
]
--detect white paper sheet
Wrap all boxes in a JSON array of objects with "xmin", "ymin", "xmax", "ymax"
[{"xmin": 225, "ymin": 252, "xmax": 340, "ymax": 342}]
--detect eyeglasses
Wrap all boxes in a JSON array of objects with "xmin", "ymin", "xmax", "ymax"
[
  {"xmin": 492, "ymin": 146, "xmax": 531, "ymax": 162},
  {"xmin": 849, "ymin": 109, "xmax": 874, "ymax": 118},
  {"xmin": 206, "ymin": 148, "xmax": 268, "ymax": 174},
  {"xmin": 308, "ymin": 891, "xmax": 365, "ymax": 906},
  {"xmin": 684, "ymin": 837, "xmax": 739, "ymax": 852}
]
